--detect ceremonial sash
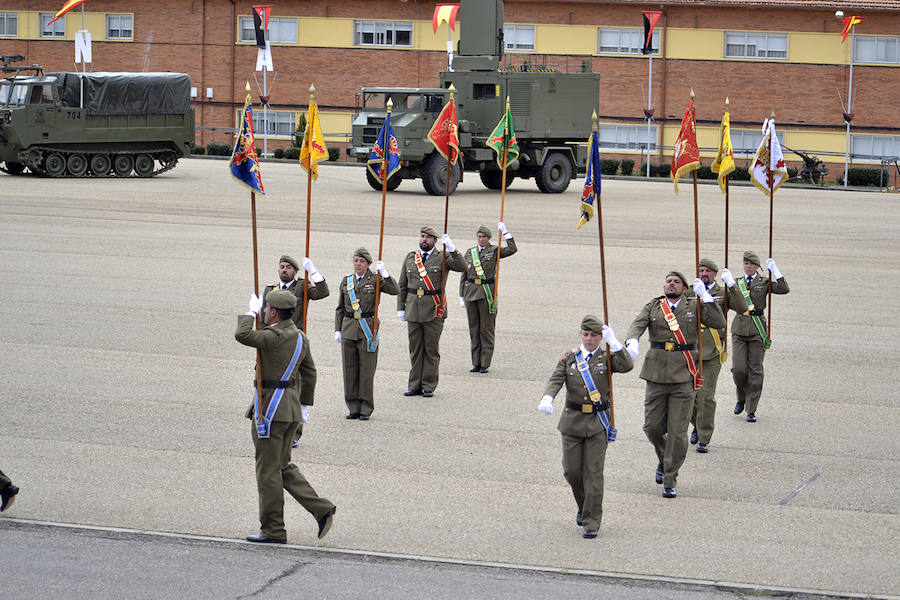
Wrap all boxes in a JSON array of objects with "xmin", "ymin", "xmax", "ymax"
[
  {"xmin": 254, "ymin": 332, "xmax": 303, "ymax": 439},
  {"xmin": 736, "ymin": 277, "xmax": 771, "ymax": 349},
  {"xmin": 414, "ymin": 251, "xmax": 445, "ymax": 318},
  {"xmin": 659, "ymin": 300, "xmax": 703, "ymax": 390},
  {"xmin": 470, "ymin": 247, "xmax": 497, "ymax": 314},
  {"xmin": 574, "ymin": 350, "xmax": 614, "ymax": 442},
  {"xmin": 347, "ymin": 275, "xmax": 378, "ymax": 352}
]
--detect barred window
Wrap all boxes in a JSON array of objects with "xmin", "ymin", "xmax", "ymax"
[
  {"xmin": 0, "ymin": 12, "xmax": 17, "ymax": 37},
  {"xmin": 40, "ymin": 13, "xmax": 65, "ymax": 38},
  {"xmin": 251, "ymin": 110, "xmax": 296, "ymax": 137},
  {"xmin": 729, "ymin": 129, "xmax": 766, "ymax": 156},
  {"xmin": 504, "ymin": 25, "xmax": 534, "ymax": 51},
  {"xmin": 597, "ymin": 124, "xmax": 658, "ymax": 152},
  {"xmin": 855, "ymin": 36, "xmax": 899, "ymax": 64},
  {"xmin": 238, "ymin": 16, "xmax": 297, "ymax": 44},
  {"xmin": 106, "ymin": 14, "xmax": 133, "ymax": 40},
  {"xmin": 851, "ymin": 134, "xmax": 900, "ymax": 160},
  {"xmin": 597, "ymin": 28, "xmax": 659, "ymax": 55},
  {"xmin": 724, "ymin": 32, "xmax": 787, "ymax": 59},
  {"xmin": 354, "ymin": 20, "xmax": 412, "ymax": 47}
]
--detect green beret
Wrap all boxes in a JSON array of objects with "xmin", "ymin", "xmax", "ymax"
[
  {"xmin": 580, "ymin": 314, "xmax": 604, "ymax": 335},
  {"xmin": 743, "ymin": 250, "xmax": 761, "ymax": 266},
  {"xmin": 279, "ymin": 255, "xmax": 299, "ymax": 270},
  {"xmin": 667, "ymin": 271, "xmax": 689, "ymax": 286},
  {"xmin": 353, "ymin": 247, "xmax": 373, "ymax": 264},
  {"xmin": 699, "ymin": 258, "xmax": 718, "ymax": 272},
  {"xmin": 420, "ymin": 225, "xmax": 439, "ymax": 239},
  {"xmin": 477, "ymin": 225, "xmax": 492, "ymax": 238},
  {"xmin": 265, "ymin": 289, "xmax": 297, "ymax": 309}
]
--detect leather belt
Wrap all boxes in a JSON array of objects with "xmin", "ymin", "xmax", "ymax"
[
  {"xmin": 565, "ymin": 400, "xmax": 608, "ymax": 413},
  {"xmin": 467, "ymin": 277, "xmax": 495, "ymax": 285},
  {"xmin": 748, "ymin": 309, "xmax": 764, "ymax": 316},
  {"xmin": 650, "ymin": 341, "xmax": 696, "ymax": 351},
  {"xmin": 345, "ymin": 311, "xmax": 374, "ymax": 318},
  {"xmin": 408, "ymin": 288, "xmax": 441, "ymax": 296},
  {"xmin": 255, "ymin": 379, "xmax": 297, "ymax": 389}
]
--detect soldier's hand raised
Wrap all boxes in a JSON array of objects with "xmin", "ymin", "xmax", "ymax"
[
  {"xmin": 692, "ymin": 278, "xmax": 715, "ymax": 303},
  {"xmin": 721, "ymin": 267, "xmax": 736, "ymax": 288}
]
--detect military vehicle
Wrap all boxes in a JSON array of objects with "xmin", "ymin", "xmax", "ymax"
[
  {"xmin": 0, "ymin": 56, "xmax": 194, "ymax": 177},
  {"xmin": 350, "ymin": 0, "xmax": 600, "ymax": 195}
]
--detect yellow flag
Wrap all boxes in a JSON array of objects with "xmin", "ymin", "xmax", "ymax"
[
  {"xmin": 710, "ymin": 110, "xmax": 735, "ymax": 196},
  {"xmin": 299, "ymin": 101, "xmax": 328, "ymax": 179}
]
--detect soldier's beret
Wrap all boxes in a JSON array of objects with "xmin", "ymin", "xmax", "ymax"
[
  {"xmin": 279, "ymin": 255, "xmax": 299, "ymax": 270},
  {"xmin": 477, "ymin": 225, "xmax": 492, "ymax": 238},
  {"xmin": 265, "ymin": 289, "xmax": 297, "ymax": 309},
  {"xmin": 420, "ymin": 225, "xmax": 439, "ymax": 239},
  {"xmin": 353, "ymin": 247, "xmax": 373, "ymax": 264},
  {"xmin": 667, "ymin": 271, "xmax": 689, "ymax": 286},
  {"xmin": 743, "ymin": 250, "xmax": 761, "ymax": 266},
  {"xmin": 699, "ymin": 258, "xmax": 719, "ymax": 272},
  {"xmin": 580, "ymin": 314, "xmax": 604, "ymax": 335}
]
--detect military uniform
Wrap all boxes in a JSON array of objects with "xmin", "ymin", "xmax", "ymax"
[
  {"xmin": 459, "ymin": 229, "xmax": 517, "ymax": 371},
  {"xmin": 626, "ymin": 285, "xmax": 726, "ymax": 490},
  {"xmin": 0, "ymin": 469, "xmax": 18, "ymax": 512},
  {"xmin": 335, "ymin": 263, "xmax": 398, "ymax": 418},
  {"xmin": 235, "ymin": 291, "xmax": 335, "ymax": 542}
]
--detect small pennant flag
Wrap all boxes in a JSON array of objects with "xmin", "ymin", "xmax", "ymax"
[
  {"xmin": 367, "ymin": 112, "xmax": 401, "ymax": 184},
  {"xmin": 671, "ymin": 97, "xmax": 701, "ymax": 195},
  {"xmin": 48, "ymin": 0, "xmax": 86, "ymax": 25},
  {"xmin": 229, "ymin": 91, "xmax": 266, "ymax": 196},
  {"xmin": 486, "ymin": 103, "xmax": 519, "ymax": 170},
  {"xmin": 577, "ymin": 130, "xmax": 601, "ymax": 229},
  {"xmin": 840, "ymin": 16, "xmax": 865, "ymax": 43},
  {"xmin": 641, "ymin": 11, "xmax": 662, "ymax": 54},
  {"xmin": 252, "ymin": 6, "xmax": 272, "ymax": 49},
  {"xmin": 433, "ymin": 4, "xmax": 460, "ymax": 34},
  {"xmin": 299, "ymin": 100, "xmax": 328, "ymax": 180},
  {"xmin": 427, "ymin": 97, "xmax": 459, "ymax": 165},
  {"xmin": 710, "ymin": 109, "xmax": 735, "ymax": 196},
  {"xmin": 750, "ymin": 118, "xmax": 789, "ymax": 196}
]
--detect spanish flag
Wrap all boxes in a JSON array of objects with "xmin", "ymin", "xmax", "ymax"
[
  {"xmin": 671, "ymin": 97, "xmax": 700, "ymax": 196},
  {"xmin": 432, "ymin": 4, "xmax": 460, "ymax": 34},
  {"xmin": 299, "ymin": 100, "xmax": 328, "ymax": 180},
  {"xmin": 710, "ymin": 108, "xmax": 735, "ymax": 196},
  {"xmin": 840, "ymin": 16, "xmax": 865, "ymax": 43},
  {"xmin": 48, "ymin": 0, "xmax": 87, "ymax": 25}
]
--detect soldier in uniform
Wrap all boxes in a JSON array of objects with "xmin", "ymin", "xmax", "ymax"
[
  {"xmin": 458, "ymin": 222, "xmax": 518, "ymax": 374},
  {"xmin": 334, "ymin": 248, "xmax": 399, "ymax": 420},
  {"xmin": 235, "ymin": 289, "xmax": 336, "ymax": 543},
  {"xmin": 625, "ymin": 271, "xmax": 726, "ymax": 498},
  {"xmin": 689, "ymin": 258, "xmax": 748, "ymax": 452},
  {"xmin": 1, "ymin": 469, "xmax": 19, "ymax": 512},
  {"xmin": 538, "ymin": 315, "xmax": 632, "ymax": 539},
  {"xmin": 398, "ymin": 226, "xmax": 465, "ymax": 397},
  {"xmin": 731, "ymin": 251, "xmax": 790, "ymax": 422}
]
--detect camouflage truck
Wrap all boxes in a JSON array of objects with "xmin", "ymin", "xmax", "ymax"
[
  {"xmin": 0, "ymin": 56, "xmax": 194, "ymax": 177},
  {"xmin": 350, "ymin": 0, "xmax": 600, "ymax": 195}
]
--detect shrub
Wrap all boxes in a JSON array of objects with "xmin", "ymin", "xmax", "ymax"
[
  {"xmin": 285, "ymin": 147, "xmax": 301, "ymax": 160},
  {"xmin": 190, "ymin": 144, "xmax": 206, "ymax": 155},
  {"xmin": 599, "ymin": 159, "xmax": 620, "ymax": 175},
  {"xmin": 273, "ymin": 148, "xmax": 285, "ymax": 159},
  {"xmin": 619, "ymin": 158, "xmax": 634, "ymax": 176},
  {"xmin": 328, "ymin": 147, "xmax": 340, "ymax": 162},
  {"xmin": 206, "ymin": 142, "xmax": 231, "ymax": 156},
  {"xmin": 732, "ymin": 166, "xmax": 751, "ymax": 181},
  {"xmin": 653, "ymin": 162, "xmax": 671, "ymax": 178},
  {"xmin": 842, "ymin": 167, "xmax": 881, "ymax": 186},
  {"xmin": 293, "ymin": 113, "xmax": 307, "ymax": 148},
  {"xmin": 696, "ymin": 165, "xmax": 716, "ymax": 180}
]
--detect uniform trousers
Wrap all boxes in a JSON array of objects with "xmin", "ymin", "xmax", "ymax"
[
  {"xmin": 561, "ymin": 431, "xmax": 607, "ymax": 530},
  {"xmin": 406, "ymin": 319, "xmax": 443, "ymax": 392},
  {"xmin": 731, "ymin": 334, "xmax": 766, "ymax": 413},
  {"xmin": 341, "ymin": 336, "xmax": 379, "ymax": 416},
  {"xmin": 252, "ymin": 420, "xmax": 335, "ymax": 540},
  {"xmin": 643, "ymin": 381, "xmax": 695, "ymax": 488},
  {"xmin": 466, "ymin": 298, "xmax": 497, "ymax": 368},
  {"xmin": 691, "ymin": 358, "xmax": 722, "ymax": 444}
]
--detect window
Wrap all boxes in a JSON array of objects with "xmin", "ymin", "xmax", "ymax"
[
  {"xmin": 0, "ymin": 12, "xmax": 17, "ymax": 37},
  {"xmin": 40, "ymin": 13, "xmax": 65, "ymax": 38},
  {"xmin": 851, "ymin": 135, "xmax": 899, "ymax": 160},
  {"xmin": 730, "ymin": 129, "xmax": 765, "ymax": 156},
  {"xmin": 251, "ymin": 110, "xmax": 296, "ymax": 137},
  {"xmin": 724, "ymin": 32, "xmax": 787, "ymax": 59},
  {"xmin": 855, "ymin": 36, "xmax": 899, "ymax": 64},
  {"xmin": 597, "ymin": 28, "xmax": 660, "ymax": 55},
  {"xmin": 106, "ymin": 14, "xmax": 133, "ymax": 40},
  {"xmin": 597, "ymin": 124, "xmax": 658, "ymax": 152},
  {"xmin": 504, "ymin": 25, "xmax": 534, "ymax": 51},
  {"xmin": 238, "ymin": 16, "xmax": 297, "ymax": 44},
  {"xmin": 354, "ymin": 20, "xmax": 412, "ymax": 47}
]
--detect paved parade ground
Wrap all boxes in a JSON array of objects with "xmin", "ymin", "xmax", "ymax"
[{"xmin": 1, "ymin": 158, "xmax": 898, "ymax": 598}]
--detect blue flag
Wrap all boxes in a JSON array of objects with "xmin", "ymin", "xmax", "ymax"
[
  {"xmin": 577, "ymin": 130, "xmax": 601, "ymax": 229},
  {"xmin": 229, "ymin": 95, "xmax": 266, "ymax": 196},
  {"xmin": 366, "ymin": 112, "xmax": 401, "ymax": 184}
]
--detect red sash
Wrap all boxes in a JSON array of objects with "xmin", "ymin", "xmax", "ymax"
[
  {"xmin": 659, "ymin": 299, "xmax": 703, "ymax": 390},
  {"xmin": 414, "ymin": 251, "xmax": 445, "ymax": 318}
]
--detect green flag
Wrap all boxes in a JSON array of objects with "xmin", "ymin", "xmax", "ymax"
[{"xmin": 486, "ymin": 105, "xmax": 519, "ymax": 169}]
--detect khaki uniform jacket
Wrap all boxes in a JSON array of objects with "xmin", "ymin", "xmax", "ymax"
[
  {"xmin": 731, "ymin": 273, "xmax": 790, "ymax": 338},
  {"xmin": 263, "ymin": 278, "xmax": 330, "ymax": 329},
  {"xmin": 543, "ymin": 348, "xmax": 633, "ymax": 438},
  {"xmin": 397, "ymin": 248, "xmax": 466, "ymax": 322},
  {"xmin": 626, "ymin": 295, "xmax": 726, "ymax": 384},
  {"xmin": 334, "ymin": 271, "xmax": 399, "ymax": 340},
  {"xmin": 458, "ymin": 238, "xmax": 518, "ymax": 301},
  {"xmin": 699, "ymin": 281, "xmax": 748, "ymax": 361},
  {"xmin": 235, "ymin": 315, "xmax": 317, "ymax": 421}
]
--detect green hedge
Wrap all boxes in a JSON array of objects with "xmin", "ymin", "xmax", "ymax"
[
  {"xmin": 273, "ymin": 148, "xmax": 285, "ymax": 159},
  {"xmin": 599, "ymin": 159, "xmax": 620, "ymax": 175},
  {"xmin": 206, "ymin": 142, "xmax": 232, "ymax": 156},
  {"xmin": 620, "ymin": 158, "xmax": 634, "ymax": 176},
  {"xmin": 190, "ymin": 144, "xmax": 206, "ymax": 155},
  {"xmin": 837, "ymin": 167, "xmax": 881, "ymax": 187},
  {"xmin": 638, "ymin": 162, "xmax": 672, "ymax": 177},
  {"xmin": 285, "ymin": 147, "xmax": 301, "ymax": 160},
  {"xmin": 328, "ymin": 147, "xmax": 340, "ymax": 161}
]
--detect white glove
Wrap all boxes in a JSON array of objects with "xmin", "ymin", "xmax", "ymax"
[
  {"xmin": 300, "ymin": 405, "xmax": 309, "ymax": 424},
  {"xmin": 334, "ymin": 331, "xmax": 341, "ymax": 343},
  {"xmin": 766, "ymin": 258, "xmax": 783, "ymax": 280},
  {"xmin": 457, "ymin": 297, "xmax": 465, "ymax": 308},
  {"xmin": 538, "ymin": 395, "xmax": 554, "ymax": 415},
  {"xmin": 246, "ymin": 293, "xmax": 263, "ymax": 317},
  {"xmin": 693, "ymin": 278, "xmax": 714, "ymax": 303},
  {"xmin": 625, "ymin": 338, "xmax": 639, "ymax": 360},
  {"xmin": 721, "ymin": 267, "xmax": 736, "ymax": 288},
  {"xmin": 441, "ymin": 233, "xmax": 455, "ymax": 253},
  {"xmin": 398, "ymin": 310, "xmax": 406, "ymax": 322},
  {"xmin": 303, "ymin": 257, "xmax": 325, "ymax": 283},
  {"xmin": 498, "ymin": 221, "xmax": 512, "ymax": 239},
  {"xmin": 375, "ymin": 260, "xmax": 389, "ymax": 278},
  {"xmin": 602, "ymin": 324, "xmax": 623, "ymax": 353}
]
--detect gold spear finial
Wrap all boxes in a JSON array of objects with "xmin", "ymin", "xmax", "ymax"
[
  {"xmin": 387, "ymin": 97, "xmax": 393, "ymax": 113},
  {"xmin": 725, "ymin": 97, "xmax": 730, "ymax": 107},
  {"xmin": 770, "ymin": 108, "xmax": 776, "ymax": 119},
  {"xmin": 690, "ymin": 88, "xmax": 695, "ymax": 99},
  {"xmin": 309, "ymin": 84, "xmax": 315, "ymax": 100}
]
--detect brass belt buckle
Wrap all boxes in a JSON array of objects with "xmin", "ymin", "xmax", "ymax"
[
  {"xmin": 354, "ymin": 313, "xmax": 361, "ymax": 319},
  {"xmin": 417, "ymin": 288, "xmax": 424, "ymax": 297},
  {"xmin": 665, "ymin": 341, "xmax": 674, "ymax": 351},
  {"xmin": 581, "ymin": 404, "xmax": 593, "ymax": 414},
  {"xmin": 474, "ymin": 278, "xmax": 481, "ymax": 285}
]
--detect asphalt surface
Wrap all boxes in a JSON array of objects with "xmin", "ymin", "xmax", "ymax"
[{"xmin": 0, "ymin": 159, "xmax": 898, "ymax": 598}]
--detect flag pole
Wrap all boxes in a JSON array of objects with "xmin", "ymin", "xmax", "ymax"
[
  {"xmin": 492, "ymin": 95, "xmax": 511, "ymax": 313},
  {"xmin": 373, "ymin": 98, "xmax": 393, "ymax": 344},
  {"xmin": 301, "ymin": 85, "xmax": 315, "ymax": 333},
  {"xmin": 690, "ymin": 90, "xmax": 703, "ymax": 381},
  {"xmin": 767, "ymin": 110, "xmax": 775, "ymax": 339},
  {"xmin": 250, "ymin": 189, "xmax": 264, "ymax": 424},
  {"xmin": 439, "ymin": 90, "xmax": 456, "ymax": 317},
  {"xmin": 723, "ymin": 98, "xmax": 730, "ymax": 347}
]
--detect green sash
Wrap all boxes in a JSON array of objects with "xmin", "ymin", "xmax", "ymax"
[
  {"xmin": 737, "ymin": 277, "xmax": 771, "ymax": 349},
  {"xmin": 470, "ymin": 247, "xmax": 497, "ymax": 314}
]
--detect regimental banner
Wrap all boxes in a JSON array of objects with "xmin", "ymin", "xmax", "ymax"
[
  {"xmin": 427, "ymin": 97, "xmax": 459, "ymax": 164},
  {"xmin": 299, "ymin": 99, "xmax": 328, "ymax": 180},
  {"xmin": 230, "ymin": 94, "xmax": 266, "ymax": 196},
  {"xmin": 750, "ymin": 118, "xmax": 788, "ymax": 196},
  {"xmin": 711, "ymin": 109, "xmax": 735, "ymax": 196},
  {"xmin": 671, "ymin": 98, "xmax": 700, "ymax": 195},
  {"xmin": 366, "ymin": 112, "xmax": 401, "ymax": 184},
  {"xmin": 577, "ymin": 130, "xmax": 601, "ymax": 229},
  {"xmin": 486, "ymin": 105, "xmax": 519, "ymax": 169}
]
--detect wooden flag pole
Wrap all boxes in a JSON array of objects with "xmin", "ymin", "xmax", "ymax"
[
  {"xmin": 492, "ymin": 96, "xmax": 511, "ymax": 313},
  {"xmin": 767, "ymin": 110, "xmax": 775, "ymax": 339},
  {"xmin": 250, "ymin": 189, "xmax": 264, "ymax": 424},
  {"xmin": 723, "ymin": 98, "xmax": 730, "ymax": 348},
  {"xmin": 373, "ymin": 98, "xmax": 393, "ymax": 343},
  {"xmin": 439, "ymin": 89, "xmax": 456, "ymax": 317},
  {"xmin": 301, "ymin": 86, "xmax": 315, "ymax": 333},
  {"xmin": 690, "ymin": 91, "xmax": 703, "ymax": 381}
]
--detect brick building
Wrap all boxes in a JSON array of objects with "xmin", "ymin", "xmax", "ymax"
[{"xmin": 2, "ymin": 1, "xmax": 898, "ymax": 179}]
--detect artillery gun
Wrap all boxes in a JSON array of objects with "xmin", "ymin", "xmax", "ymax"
[{"xmin": 784, "ymin": 146, "xmax": 828, "ymax": 185}]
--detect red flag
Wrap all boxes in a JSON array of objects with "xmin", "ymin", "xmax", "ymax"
[
  {"xmin": 840, "ymin": 16, "xmax": 865, "ymax": 43},
  {"xmin": 671, "ymin": 97, "xmax": 700, "ymax": 195},
  {"xmin": 427, "ymin": 97, "xmax": 459, "ymax": 164},
  {"xmin": 641, "ymin": 11, "xmax": 662, "ymax": 54},
  {"xmin": 48, "ymin": 0, "xmax": 87, "ymax": 25},
  {"xmin": 433, "ymin": 4, "xmax": 460, "ymax": 34},
  {"xmin": 252, "ymin": 6, "xmax": 272, "ymax": 48}
]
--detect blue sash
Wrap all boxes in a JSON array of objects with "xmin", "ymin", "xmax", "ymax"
[
  {"xmin": 347, "ymin": 275, "xmax": 379, "ymax": 352},
  {"xmin": 575, "ymin": 350, "xmax": 614, "ymax": 441},
  {"xmin": 254, "ymin": 332, "xmax": 303, "ymax": 439}
]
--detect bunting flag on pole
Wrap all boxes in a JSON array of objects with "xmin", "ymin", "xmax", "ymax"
[
  {"xmin": 432, "ymin": 4, "xmax": 461, "ymax": 34},
  {"xmin": 840, "ymin": 16, "xmax": 865, "ymax": 43},
  {"xmin": 710, "ymin": 109, "xmax": 735, "ymax": 196},
  {"xmin": 299, "ymin": 100, "xmax": 328, "ymax": 180},
  {"xmin": 427, "ymin": 97, "xmax": 459, "ymax": 164},
  {"xmin": 486, "ymin": 105, "xmax": 519, "ymax": 169},
  {"xmin": 367, "ymin": 113, "xmax": 401, "ymax": 184},
  {"xmin": 229, "ymin": 92, "xmax": 266, "ymax": 196},
  {"xmin": 48, "ymin": 0, "xmax": 86, "ymax": 25},
  {"xmin": 641, "ymin": 11, "xmax": 662, "ymax": 54},
  {"xmin": 750, "ymin": 118, "xmax": 788, "ymax": 196},
  {"xmin": 252, "ymin": 6, "xmax": 272, "ymax": 49},
  {"xmin": 671, "ymin": 97, "xmax": 701, "ymax": 195},
  {"xmin": 577, "ymin": 130, "xmax": 601, "ymax": 229}
]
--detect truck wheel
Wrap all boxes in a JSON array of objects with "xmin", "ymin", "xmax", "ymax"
[
  {"xmin": 45, "ymin": 153, "xmax": 67, "ymax": 178},
  {"xmin": 113, "ymin": 155, "xmax": 134, "ymax": 177},
  {"xmin": 134, "ymin": 154, "xmax": 155, "ymax": 177},
  {"xmin": 479, "ymin": 170, "xmax": 514, "ymax": 190},
  {"xmin": 421, "ymin": 152, "xmax": 460, "ymax": 196},
  {"xmin": 366, "ymin": 168, "xmax": 402, "ymax": 191},
  {"xmin": 536, "ymin": 153, "xmax": 572, "ymax": 194},
  {"xmin": 90, "ymin": 154, "xmax": 111, "ymax": 177},
  {"xmin": 4, "ymin": 162, "xmax": 25, "ymax": 175},
  {"xmin": 67, "ymin": 154, "xmax": 88, "ymax": 177}
]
